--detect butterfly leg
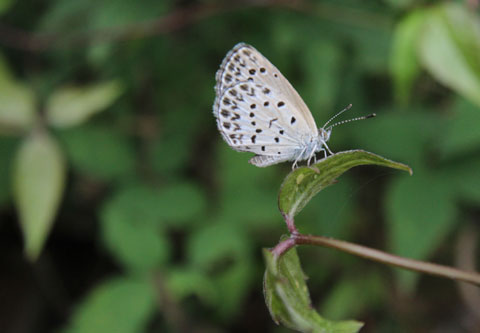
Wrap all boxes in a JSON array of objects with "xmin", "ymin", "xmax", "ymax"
[
  {"xmin": 307, "ymin": 144, "xmax": 317, "ymax": 166},
  {"xmin": 324, "ymin": 142, "xmax": 334, "ymax": 155},
  {"xmin": 292, "ymin": 146, "xmax": 308, "ymax": 170}
]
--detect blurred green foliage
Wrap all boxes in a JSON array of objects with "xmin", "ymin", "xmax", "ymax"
[{"xmin": 0, "ymin": 0, "xmax": 479, "ymax": 332}]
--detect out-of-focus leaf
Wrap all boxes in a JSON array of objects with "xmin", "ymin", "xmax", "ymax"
[
  {"xmin": 58, "ymin": 124, "xmax": 135, "ymax": 181},
  {"xmin": 156, "ymin": 182, "xmax": 206, "ymax": 227},
  {"xmin": 101, "ymin": 185, "xmax": 165, "ymax": 228},
  {"xmin": 350, "ymin": 24, "xmax": 392, "ymax": 72},
  {"xmin": 89, "ymin": 0, "xmax": 172, "ymax": 29},
  {"xmin": 320, "ymin": 273, "xmax": 386, "ymax": 320},
  {"xmin": 419, "ymin": 3, "xmax": 480, "ymax": 107},
  {"xmin": 0, "ymin": 52, "xmax": 13, "ymax": 83},
  {"xmin": 441, "ymin": 156, "xmax": 480, "ymax": 205},
  {"xmin": 217, "ymin": 144, "xmax": 279, "ymax": 228},
  {"xmin": 221, "ymin": 186, "xmax": 277, "ymax": 229},
  {"xmin": 103, "ymin": 181, "xmax": 206, "ymax": 229},
  {"xmin": 187, "ymin": 222, "xmax": 253, "ymax": 318},
  {"xmin": 149, "ymin": 136, "xmax": 191, "ymax": 175},
  {"xmin": 39, "ymin": 0, "xmax": 172, "ymax": 33},
  {"xmin": 279, "ymin": 150, "xmax": 412, "ymax": 218},
  {"xmin": 383, "ymin": 0, "xmax": 415, "ymax": 9},
  {"xmin": 0, "ymin": 55, "xmax": 36, "ymax": 134},
  {"xmin": 263, "ymin": 246, "xmax": 363, "ymax": 332},
  {"xmin": 65, "ymin": 276, "xmax": 155, "ymax": 333},
  {"xmin": 299, "ymin": 176, "xmax": 355, "ymax": 238},
  {"xmin": 349, "ymin": 109, "xmax": 443, "ymax": 169},
  {"xmin": 0, "ymin": 0, "xmax": 14, "ymax": 15},
  {"xmin": 188, "ymin": 222, "xmax": 250, "ymax": 273},
  {"xmin": 441, "ymin": 98, "xmax": 480, "ymax": 158},
  {"xmin": 386, "ymin": 170, "xmax": 457, "ymax": 291},
  {"xmin": 101, "ymin": 186, "xmax": 170, "ymax": 271},
  {"xmin": 390, "ymin": 10, "xmax": 426, "ymax": 104},
  {"xmin": 46, "ymin": 80, "xmax": 123, "ymax": 128},
  {"xmin": 13, "ymin": 130, "xmax": 66, "ymax": 260},
  {"xmin": 0, "ymin": 137, "xmax": 17, "ymax": 205},
  {"xmin": 166, "ymin": 267, "xmax": 218, "ymax": 305},
  {"xmin": 218, "ymin": 143, "xmax": 280, "ymax": 192},
  {"xmin": 300, "ymin": 39, "xmax": 342, "ymax": 114}
]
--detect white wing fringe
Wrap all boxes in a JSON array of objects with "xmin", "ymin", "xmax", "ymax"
[{"xmin": 248, "ymin": 155, "xmax": 289, "ymax": 167}]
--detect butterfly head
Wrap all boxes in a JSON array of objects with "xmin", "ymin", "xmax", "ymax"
[{"xmin": 318, "ymin": 127, "xmax": 331, "ymax": 144}]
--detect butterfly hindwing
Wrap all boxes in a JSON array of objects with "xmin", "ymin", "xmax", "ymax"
[{"xmin": 215, "ymin": 80, "xmax": 305, "ymax": 158}]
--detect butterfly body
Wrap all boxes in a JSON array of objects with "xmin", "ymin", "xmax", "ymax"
[{"xmin": 213, "ymin": 43, "xmax": 333, "ymax": 168}]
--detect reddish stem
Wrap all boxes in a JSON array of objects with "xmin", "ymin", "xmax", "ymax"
[
  {"xmin": 270, "ymin": 230, "xmax": 480, "ymax": 286},
  {"xmin": 283, "ymin": 213, "xmax": 298, "ymax": 234}
]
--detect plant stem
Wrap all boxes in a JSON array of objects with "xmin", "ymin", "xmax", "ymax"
[
  {"xmin": 283, "ymin": 213, "xmax": 298, "ymax": 234},
  {"xmin": 272, "ymin": 233, "xmax": 480, "ymax": 287}
]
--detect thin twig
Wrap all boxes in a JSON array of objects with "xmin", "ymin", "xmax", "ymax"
[
  {"xmin": 0, "ymin": 0, "xmax": 392, "ymax": 52},
  {"xmin": 271, "ymin": 233, "xmax": 480, "ymax": 287}
]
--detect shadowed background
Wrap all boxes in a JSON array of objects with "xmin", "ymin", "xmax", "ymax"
[{"xmin": 0, "ymin": 0, "xmax": 480, "ymax": 332}]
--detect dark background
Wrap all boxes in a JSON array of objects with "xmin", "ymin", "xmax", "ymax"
[{"xmin": 0, "ymin": 0, "xmax": 479, "ymax": 332}]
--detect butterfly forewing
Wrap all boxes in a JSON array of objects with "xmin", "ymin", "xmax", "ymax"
[
  {"xmin": 213, "ymin": 43, "xmax": 321, "ymax": 166},
  {"xmin": 214, "ymin": 43, "xmax": 318, "ymax": 134}
]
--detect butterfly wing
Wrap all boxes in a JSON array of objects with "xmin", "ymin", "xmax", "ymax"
[
  {"xmin": 215, "ymin": 80, "xmax": 304, "ymax": 157},
  {"xmin": 213, "ymin": 43, "xmax": 319, "ymax": 166},
  {"xmin": 214, "ymin": 43, "xmax": 318, "ymax": 134}
]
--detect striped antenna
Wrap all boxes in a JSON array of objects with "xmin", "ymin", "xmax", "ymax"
[
  {"xmin": 322, "ymin": 104, "xmax": 353, "ymax": 128},
  {"xmin": 326, "ymin": 113, "xmax": 376, "ymax": 130}
]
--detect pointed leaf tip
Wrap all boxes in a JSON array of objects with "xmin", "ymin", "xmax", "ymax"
[
  {"xmin": 13, "ymin": 130, "xmax": 66, "ymax": 260},
  {"xmin": 46, "ymin": 80, "xmax": 124, "ymax": 128},
  {"xmin": 278, "ymin": 150, "xmax": 412, "ymax": 217}
]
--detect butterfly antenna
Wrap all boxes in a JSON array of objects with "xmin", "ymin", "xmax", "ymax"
[
  {"xmin": 322, "ymin": 104, "xmax": 353, "ymax": 128},
  {"xmin": 326, "ymin": 113, "xmax": 376, "ymax": 130}
]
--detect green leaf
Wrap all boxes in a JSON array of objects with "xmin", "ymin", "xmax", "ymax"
[
  {"xmin": 418, "ymin": 3, "xmax": 480, "ymax": 107},
  {"xmin": 299, "ymin": 176, "xmax": 355, "ymax": 238},
  {"xmin": 155, "ymin": 182, "xmax": 206, "ymax": 227},
  {"xmin": 444, "ymin": 156, "xmax": 480, "ymax": 205},
  {"xmin": 263, "ymin": 245, "xmax": 363, "ymax": 332},
  {"xmin": 65, "ymin": 276, "xmax": 155, "ymax": 333},
  {"xmin": 58, "ymin": 124, "xmax": 135, "ymax": 181},
  {"xmin": 386, "ymin": 170, "xmax": 457, "ymax": 291},
  {"xmin": 165, "ymin": 267, "xmax": 218, "ymax": 306},
  {"xmin": 187, "ymin": 222, "xmax": 253, "ymax": 318},
  {"xmin": 13, "ymin": 130, "xmax": 66, "ymax": 260},
  {"xmin": 0, "ymin": 0, "xmax": 14, "ymax": 15},
  {"xmin": 348, "ymin": 109, "xmax": 444, "ymax": 169},
  {"xmin": 300, "ymin": 39, "xmax": 342, "ymax": 113},
  {"xmin": 0, "ymin": 54, "xmax": 36, "ymax": 134},
  {"xmin": 0, "ymin": 137, "xmax": 17, "ymax": 205},
  {"xmin": 390, "ymin": 10, "xmax": 426, "ymax": 104},
  {"xmin": 441, "ymin": 98, "xmax": 480, "ymax": 158},
  {"xmin": 46, "ymin": 80, "xmax": 123, "ymax": 128},
  {"xmin": 100, "ymin": 185, "xmax": 171, "ymax": 271},
  {"xmin": 320, "ymin": 273, "xmax": 385, "ymax": 321},
  {"xmin": 279, "ymin": 150, "xmax": 412, "ymax": 218},
  {"xmin": 39, "ymin": 0, "xmax": 172, "ymax": 33}
]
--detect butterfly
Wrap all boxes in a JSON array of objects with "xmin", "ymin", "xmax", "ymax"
[{"xmin": 213, "ymin": 43, "xmax": 374, "ymax": 169}]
